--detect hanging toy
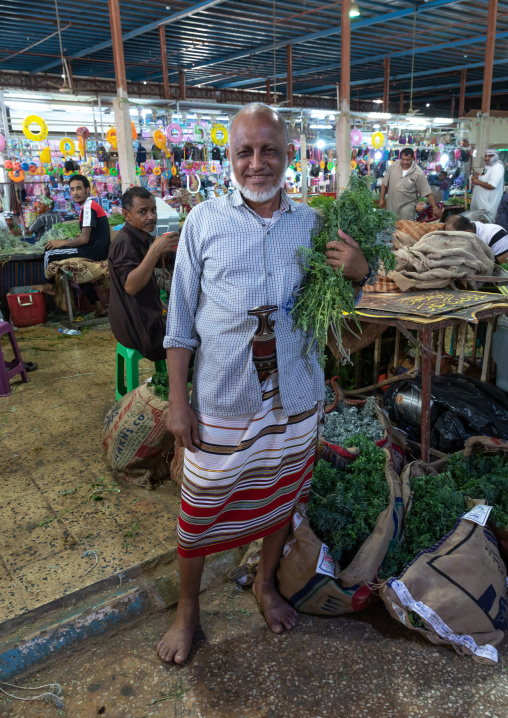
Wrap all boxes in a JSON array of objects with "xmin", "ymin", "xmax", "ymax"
[
  {"xmin": 166, "ymin": 124, "xmax": 183, "ymax": 143},
  {"xmin": 170, "ymin": 166, "xmax": 177, "ymax": 176},
  {"xmin": 153, "ymin": 166, "xmax": 162, "ymax": 176},
  {"xmin": 153, "ymin": 129, "xmax": 167, "ymax": 150},
  {"xmin": 371, "ymin": 132, "xmax": 384, "ymax": 149},
  {"xmin": 106, "ymin": 127, "xmax": 117, "ymax": 149},
  {"xmin": 110, "ymin": 168, "xmax": 118, "ymax": 176},
  {"xmin": 210, "ymin": 123, "xmax": 228, "ymax": 147},
  {"xmin": 131, "ymin": 121, "xmax": 137, "ymax": 140},
  {"xmin": 101, "ymin": 166, "xmax": 110, "ymax": 175},
  {"xmin": 320, "ymin": 160, "xmax": 326, "ymax": 170},
  {"xmin": 28, "ymin": 163, "xmax": 38, "ymax": 175},
  {"xmin": 162, "ymin": 169, "xmax": 170, "ymax": 179},
  {"xmin": 327, "ymin": 161, "xmax": 334, "ymax": 171},
  {"xmin": 13, "ymin": 161, "xmax": 21, "ymax": 171},
  {"xmin": 351, "ymin": 128, "xmax": 363, "ymax": 145},
  {"xmin": 8, "ymin": 170, "xmax": 25, "ymax": 183},
  {"xmin": 60, "ymin": 137, "xmax": 76, "ymax": 156},
  {"xmin": 187, "ymin": 172, "xmax": 202, "ymax": 194},
  {"xmin": 136, "ymin": 167, "xmax": 141, "ymax": 176},
  {"xmin": 209, "ymin": 163, "xmax": 218, "ymax": 174},
  {"xmin": 22, "ymin": 115, "xmax": 49, "ymax": 142},
  {"xmin": 194, "ymin": 123, "xmax": 208, "ymax": 143},
  {"xmin": 4, "ymin": 160, "xmax": 13, "ymax": 170},
  {"xmin": 76, "ymin": 126, "xmax": 90, "ymax": 140},
  {"xmin": 39, "ymin": 147, "xmax": 51, "ymax": 164},
  {"xmin": 0, "ymin": 133, "xmax": 5, "ymax": 152},
  {"xmin": 350, "ymin": 160, "xmax": 358, "ymax": 170},
  {"xmin": 21, "ymin": 162, "xmax": 29, "ymax": 172}
]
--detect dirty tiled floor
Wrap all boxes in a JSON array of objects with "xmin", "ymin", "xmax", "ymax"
[
  {"xmin": 1, "ymin": 586, "xmax": 508, "ymax": 718},
  {"xmin": 0, "ymin": 324, "xmax": 180, "ymax": 623}
]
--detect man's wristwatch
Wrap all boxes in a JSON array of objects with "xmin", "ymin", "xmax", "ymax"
[{"xmin": 352, "ymin": 269, "xmax": 373, "ymax": 288}]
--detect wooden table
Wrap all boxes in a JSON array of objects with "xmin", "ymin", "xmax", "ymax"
[{"xmin": 356, "ymin": 291, "xmax": 508, "ymax": 463}]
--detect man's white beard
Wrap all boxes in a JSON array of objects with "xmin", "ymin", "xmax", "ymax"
[{"xmin": 233, "ymin": 162, "xmax": 288, "ymax": 203}]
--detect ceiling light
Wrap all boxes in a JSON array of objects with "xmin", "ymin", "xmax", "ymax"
[
  {"xmin": 143, "ymin": 81, "xmax": 147, "ymax": 85},
  {"xmin": 372, "ymin": 99, "xmax": 383, "ymax": 104},
  {"xmin": 310, "ymin": 124, "xmax": 333, "ymax": 129},
  {"xmin": 433, "ymin": 117, "xmax": 453, "ymax": 124},
  {"xmin": 426, "ymin": 103, "xmax": 430, "ymax": 107},
  {"xmin": 316, "ymin": 139, "xmax": 326, "ymax": 149},
  {"xmin": 350, "ymin": 2, "xmax": 361, "ymax": 17},
  {"xmin": 373, "ymin": 123, "xmax": 381, "ymax": 129},
  {"xmin": 440, "ymin": 153, "xmax": 449, "ymax": 165},
  {"xmin": 368, "ymin": 112, "xmax": 391, "ymax": 119}
]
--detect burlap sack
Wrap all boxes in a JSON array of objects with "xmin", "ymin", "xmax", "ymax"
[
  {"xmin": 381, "ymin": 520, "xmax": 507, "ymax": 665},
  {"xmin": 102, "ymin": 383, "xmax": 175, "ymax": 489},
  {"xmin": 320, "ymin": 404, "xmax": 406, "ymax": 474},
  {"xmin": 276, "ymin": 452, "xmax": 403, "ymax": 616}
]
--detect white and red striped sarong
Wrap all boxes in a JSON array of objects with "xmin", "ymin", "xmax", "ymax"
[{"xmin": 178, "ymin": 371, "xmax": 319, "ymax": 557}]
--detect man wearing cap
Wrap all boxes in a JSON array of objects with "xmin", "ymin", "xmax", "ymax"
[
  {"xmin": 3, "ymin": 212, "xmax": 22, "ymax": 237},
  {"xmin": 470, "ymin": 149, "xmax": 505, "ymax": 222}
]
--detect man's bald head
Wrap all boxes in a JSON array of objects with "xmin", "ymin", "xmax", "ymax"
[
  {"xmin": 444, "ymin": 214, "xmax": 474, "ymax": 233},
  {"xmin": 230, "ymin": 103, "xmax": 289, "ymax": 146}
]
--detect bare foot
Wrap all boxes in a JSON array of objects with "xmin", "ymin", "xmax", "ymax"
[
  {"xmin": 157, "ymin": 598, "xmax": 199, "ymax": 664},
  {"xmin": 252, "ymin": 580, "xmax": 297, "ymax": 633},
  {"xmin": 34, "ymin": 283, "xmax": 56, "ymax": 296}
]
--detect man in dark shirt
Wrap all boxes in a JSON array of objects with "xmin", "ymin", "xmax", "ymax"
[
  {"xmin": 44, "ymin": 174, "xmax": 110, "ymax": 316},
  {"xmin": 108, "ymin": 187, "xmax": 179, "ymax": 361}
]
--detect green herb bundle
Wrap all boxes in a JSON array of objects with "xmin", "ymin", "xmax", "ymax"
[
  {"xmin": 307, "ymin": 434, "xmax": 389, "ymax": 566},
  {"xmin": 379, "ymin": 472, "xmax": 466, "ymax": 580},
  {"xmin": 292, "ymin": 175, "xmax": 396, "ymax": 364},
  {"xmin": 149, "ymin": 371, "xmax": 169, "ymax": 401},
  {"xmin": 446, "ymin": 452, "xmax": 508, "ymax": 528}
]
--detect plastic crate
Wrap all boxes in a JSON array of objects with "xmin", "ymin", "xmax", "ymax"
[{"xmin": 7, "ymin": 286, "xmax": 47, "ymax": 327}]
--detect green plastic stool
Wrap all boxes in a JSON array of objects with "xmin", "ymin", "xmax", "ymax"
[{"xmin": 115, "ymin": 343, "xmax": 167, "ymax": 401}]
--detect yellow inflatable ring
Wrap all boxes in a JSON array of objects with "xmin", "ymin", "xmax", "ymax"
[
  {"xmin": 9, "ymin": 169, "xmax": 24, "ymax": 183},
  {"xmin": 372, "ymin": 132, "xmax": 384, "ymax": 149},
  {"xmin": 60, "ymin": 138, "xmax": 75, "ymax": 156},
  {"xmin": 320, "ymin": 160, "xmax": 326, "ymax": 169},
  {"xmin": 153, "ymin": 166, "xmax": 161, "ymax": 176},
  {"xmin": 209, "ymin": 163, "xmax": 218, "ymax": 173},
  {"xmin": 22, "ymin": 115, "xmax": 48, "ymax": 142},
  {"xmin": 38, "ymin": 166, "xmax": 46, "ymax": 175},
  {"xmin": 171, "ymin": 166, "xmax": 177, "ymax": 176},
  {"xmin": 101, "ymin": 166, "xmax": 110, "ymax": 175},
  {"xmin": 211, "ymin": 123, "xmax": 228, "ymax": 147},
  {"xmin": 63, "ymin": 168, "xmax": 73, "ymax": 176},
  {"xmin": 153, "ymin": 130, "xmax": 167, "ymax": 150},
  {"xmin": 350, "ymin": 160, "xmax": 357, "ymax": 169}
]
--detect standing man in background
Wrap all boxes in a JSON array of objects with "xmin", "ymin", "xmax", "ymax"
[
  {"xmin": 470, "ymin": 149, "xmax": 505, "ymax": 222},
  {"xmin": 379, "ymin": 148, "xmax": 443, "ymax": 221}
]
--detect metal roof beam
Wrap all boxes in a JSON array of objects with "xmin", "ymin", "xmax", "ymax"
[
  {"xmin": 185, "ymin": 0, "xmax": 464, "ymax": 73},
  {"xmin": 31, "ymin": 0, "xmax": 229, "ymax": 74}
]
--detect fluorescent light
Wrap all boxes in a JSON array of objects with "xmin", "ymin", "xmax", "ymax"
[
  {"xmin": 350, "ymin": 1, "xmax": 360, "ymax": 17},
  {"xmin": 368, "ymin": 112, "xmax": 391, "ymax": 119},
  {"xmin": 316, "ymin": 139, "xmax": 326, "ymax": 149},
  {"xmin": 440, "ymin": 153, "xmax": 449, "ymax": 165},
  {"xmin": 49, "ymin": 103, "xmax": 89, "ymax": 111},
  {"xmin": 6, "ymin": 101, "xmax": 51, "ymax": 112},
  {"xmin": 311, "ymin": 110, "xmax": 329, "ymax": 119},
  {"xmin": 372, "ymin": 99, "xmax": 383, "ymax": 104},
  {"xmin": 373, "ymin": 123, "xmax": 381, "ymax": 129},
  {"xmin": 310, "ymin": 124, "xmax": 333, "ymax": 129},
  {"xmin": 433, "ymin": 117, "xmax": 453, "ymax": 124},
  {"xmin": 426, "ymin": 103, "xmax": 430, "ymax": 108},
  {"xmin": 374, "ymin": 151, "xmax": 382, "ymax": 160}
]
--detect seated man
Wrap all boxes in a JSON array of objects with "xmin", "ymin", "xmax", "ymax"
[
  {"xmin": 444, "ymin": 214, "xmax": 508, "ymax": 265},
  {"xmin": 44, "ymin": 174, "xmax": 110, "ymax": 316},
  {"xmin": 3, "ymin": 212, "xmax": 22, "ymax": 236},
  {"xmin": 108, "ymin": 187, "xmax": 179, "ymax": 361},
  {"xmin": 28, "ymin": 198, "xmax": 60, "ymax": 240}
]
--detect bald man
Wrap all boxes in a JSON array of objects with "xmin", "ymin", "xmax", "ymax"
[
  {"xmin": 158, "ymin": 103, "xmax": 369, "ymax": 664},
  {"xmin": 444, "ymin": 214, "xmax": 508, "ymax": 264}
]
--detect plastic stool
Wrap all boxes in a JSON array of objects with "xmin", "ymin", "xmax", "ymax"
[
  {"xmin": 115, "ymin": 342, "xmax": 166, "ymax": 401},
  {"xmin": 0, "ymin": 321, "xmax": 29, "ymax": 397}
]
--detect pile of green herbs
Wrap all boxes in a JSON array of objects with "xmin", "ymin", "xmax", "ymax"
[
  {"xmin": 323, "ymin": 396, "xmax": 384, "ymax": 446},
  {"xmin": 149, "ymin": 372, "xmax": 169, "ymax": 401},
  {"xmin": 308, "ymin": 434, "xmax": 389, "ymax": 567},
  {"xmin": 379, "ymin": 472, "xmax": 466, "ymax": 580},
  {"xmin": 292, "ymin": 175, "xmax": 396, "ymax": 364},
  {"xmin": 0, "ymin": 228, "xmax": 29, "ymax": 257}
]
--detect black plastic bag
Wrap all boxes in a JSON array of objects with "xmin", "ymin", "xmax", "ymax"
[{"xmin": 384, "ymin": 373, "xmax": 508, "ymax": 453}]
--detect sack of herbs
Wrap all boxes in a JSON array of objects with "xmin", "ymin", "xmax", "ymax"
[{"xmin": 276, "ymin": 435, "xmax": 403, "ymax": 616}]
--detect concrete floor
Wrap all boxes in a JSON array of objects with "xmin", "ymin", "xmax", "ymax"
[{"xmin": 0, "ymin": 324, "xmax": 180, "ymax": 626}]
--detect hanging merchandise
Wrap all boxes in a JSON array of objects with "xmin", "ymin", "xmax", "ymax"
[
  {"xmin": 39, "ymin": 147, "xmax": 51, "ymax": 163},
  {"xmin": 9, "ymin": 170, "xmax": 24, "ymax": 183},
  {"xmin": 21, "ymin": 162, "xmax": 29, "ymax": 171},
  {"xmin": 4, "ymin": 160, "xmax": 13, "ymax": 170},
  {"xmin": 171, "ymin": 166, "xmax": 177, "ymax": 176},
  {"xmin": 372, "ymin": 132, "xmax": 384, "ymax": 149},
  {"xmin": 102, "ymin": 166, "xmax": 110, "ymax": 175},
  {"xmin": 320, "ymin": 160, "xmax": 326, "ymax": 170},
  {"xmin": 110, "ymin": 168, "xmax": 118, "ymax": 176},
  {"xmin": 350, "ymin": 160, "xmax": 357, "ymax": 170},
  {"xmin": 166, "ymin": 124, "xmax": 183, "ymax": 143},
  {"xmin": 0, "ymin": 133, "xmax": 5, "ymax": 152},
  {"xmin": 131, "ymin": 121, "xmax": 137, "ymax": 139},
  {"xmin": 351, "ymin": 128, "xmax": 363, "ymax": 145},
  {"xmin": 327, "ymin": 161, "xmax": 335, "ymax": 171},
  {"xmin": 153, "ymin": 129, "xmax": 166, "ymax": 150},
  {"xmin": 211, "ymin": 123, "xmax": 228, "ymax": 147},
  {"xmin": 22, "ymin": 115, "xmax": 49, "ymax": 141},
  {"xmin": 60, "ymin": 137, "xmax": 76, "ymax": 156},
  {"xmin": 106, "ymin": 127, "xmax": 117, "ymax": 149},
  {"xmin": 194, "ymin": 123, "xmax": 208, "ymax": 143},
  {"xmin": 153, "ymin": 167, "xmax": 161, "ymax": 176},
  {"xmin": 76, "ymin": 126, "xmax": 90, "ymax": 140},
  {"xmin": 162, "ymin": 169, "xmax": 170, "ymax": 179}
]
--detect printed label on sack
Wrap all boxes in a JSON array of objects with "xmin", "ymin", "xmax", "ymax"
[
  {"xmin": 462, "ymin": 504, "xmax": 493, "ymax": 527},
  {"xmin": 316, "ymin": 543, "xmax": 337, "ymax": 578},
  {"xmin": 292, "ymin": 511, "xmax": 303, "ymax": 531}
]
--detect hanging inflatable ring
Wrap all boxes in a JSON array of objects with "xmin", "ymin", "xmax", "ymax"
[
  {"xmin": 194, "ymin": 123, "xmax": 207, "ymax": 143},
  {"xmin": 153, "ymin": 129, "xmax": 167, "ymax": 150},
  {"xmin": 63, "ymin": 168, "xmax": 73, "ymax": 176},
  {"xmin": 140, "ymin": 166, "xmax": 146, "ymax": 176},
  {"xmin": 101, "ymin": 167, "xmax": 110, "ymax": 175},
  {"xmin": 22, "ymin": 115, "xmax": 48, "ymax": 142},
  {"xmin": 201, "ymin": 162, "xmax": 208, "ymax": 173},
  {"xmin": 162, "ymin": 169, "xmax": 170, "ymax": 179},
  {"xmin": 187, "ymin": 173, "xmax": 201, "ymax": 194},
  {"xmin": 60, "ymin": 138, "xmax": 75, "ymax": 156},
  {"xmin": 320, "ymin": 160, "xmax": 326, "ymax": 170},
  {"xmin": 211, "ymin": 123, "xmax": 228, "ymax": 147},
  {"xmin": 9, "ymin": 170, "xmax": 25, "ymax": 183},
  {"xmin": 327, "ymin": 161, "xmax": 334, "ymax": 171},
  {"xmin": 351, "ymin": 128, "xmax": 363, "ymax": 145},
  {"xmin": 110, "ymin": 168, "xmax": 118, "ymax": 176},
  {"xmin": 372, "ymin": 132, "xmax": 384, "ymax": 149},
  {"xmin": 136, "ymin": 167, "xmax": 141, "ymax": 176},
  {"xmin": 166, "ymin": 124, "xmax": 182, "ymax": 143},
  {"xmin": 153, "ymin": 166, "xmax": 162, "ymax": 176},
  {"xmin": 350, "ymin": 160, "xmax": 358, "ymax": 170},
  {"xmin": 209, "ymin": 163, "xmax": 218, "ymax": 174},
  {"xmin": 170, "ymin": 166, "xmax": 177, "ymax": 176}
]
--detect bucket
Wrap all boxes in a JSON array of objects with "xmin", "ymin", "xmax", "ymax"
[{"xmin": 7, "ymin": 286, "xmax": 47, "ymax": 327}]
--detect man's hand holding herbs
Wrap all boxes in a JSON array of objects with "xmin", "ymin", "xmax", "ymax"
[{"xmin": 325, "ymin": 229, "xmax": 370, "ymax": 284}]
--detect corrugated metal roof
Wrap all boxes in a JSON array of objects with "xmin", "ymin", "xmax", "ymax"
[{"xmin": 1, "ymin": 0, "xmax": 507, "ymax": 112}]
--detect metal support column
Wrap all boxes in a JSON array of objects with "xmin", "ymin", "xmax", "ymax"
[
  {"xmin": 336, "ymin": 0, "xmax": 351, "ymax": 197},
  {"xmin": 179, "ymin": 69, "xmax": 186, "ymax": 101},
  {"xmin": 286, "ymin": 45, "xmax": 293, "ymax": 107},
  {"xmin": 108, "ymin": 0, "xmax": 138, "ymax": 191},
  {"xmin": 266, "ymin": 79, "xmax": 271, "ymax": 104},
  {"xmin": 459, "ymin": 68, "xmax": 467, "ymax": 118},
  {"xmin": 399, "ymin": 91, "xmax": 404, "ymax": 114},
  {"xmin": 383, "ymin": 57, "xmax": 390, "ymax": 113},
  {"xmin": 159, "ymin": 25, "xmax": 170, "ymax": 100},
  {"xmin": 0, "ymin": 89, "xmax": 11, "ymax": 212},
  {"xmin": 482, "ymin": 0, "xmax": 498, "ymax": 116},
  {"xmin": 300, "ymin": 132, "xmax": 308, "ymax": 204}
]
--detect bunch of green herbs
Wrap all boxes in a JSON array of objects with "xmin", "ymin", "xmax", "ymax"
[
  {"xmin": 446, "ymin": 451, "xmax": 508, "ymax": 528},
  {"xmin": 379, "ymin": 472, "xmax": 466, "ymax": 580},
  {"xmin": 307, "ymin": 434, "xmax": 389, "ymax": 566},
  {"xmin": 292, "ymin": 174, "xmax": 396, "ymax": 364}
]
